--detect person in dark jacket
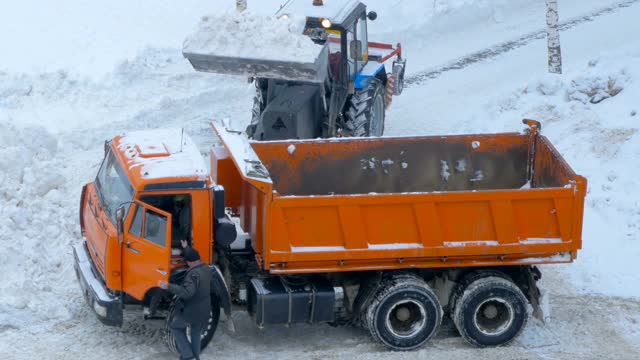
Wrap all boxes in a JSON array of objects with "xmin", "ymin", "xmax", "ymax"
[{"xmin": 159, "ymin": 241, "xmax": 212, "ymax": 360}]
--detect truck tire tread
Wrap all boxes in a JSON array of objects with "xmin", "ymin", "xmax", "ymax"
[
  {"xmin": 449, "ymin": 270, "xmax": 511, "ymax": 317},
  {"xmin": 365, "ymin": 272, "xmax": 442, "ymax": 351},
  {"xmin": 452, "ymin": 276, "xmax": 528, "ymax": 347},
  {"xmin": 163, "ymin": 295, "xmax": 221, "ymax": 354}
]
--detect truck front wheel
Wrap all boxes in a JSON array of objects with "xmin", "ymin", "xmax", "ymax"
[
  {"xmin": 365, "ymin": 273, "xmax": 442, "ymax": 350},
  {"xmin": 163, "ymin": 294, "xmax": 221, "ymax": 354},
  {"xmin": 453, "ymin": 276, "xmax": 528, "ymax": 347}
]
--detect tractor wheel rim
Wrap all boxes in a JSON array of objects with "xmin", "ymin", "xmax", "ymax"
[
  {"xmin": 385, "ymin": 299, "xmax": 427, "ymax": 338},
  {"xmin": 473, "ymin": 297, "xmax": 514, "ymax": 336}
]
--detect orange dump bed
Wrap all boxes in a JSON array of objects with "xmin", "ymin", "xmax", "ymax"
[{"xmin": 211, "ymin": 122, "xmax": 586, "ymax": 274}]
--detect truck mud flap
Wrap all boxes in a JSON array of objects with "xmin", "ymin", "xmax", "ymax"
[{"xmin": 210, "ymin": 265, "xmax": 235, "ymax": 333}]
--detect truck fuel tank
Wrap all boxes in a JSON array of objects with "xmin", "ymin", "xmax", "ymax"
[{"xmin": 248, "ymin": 277, "xmax": 335, "ymax": 326}]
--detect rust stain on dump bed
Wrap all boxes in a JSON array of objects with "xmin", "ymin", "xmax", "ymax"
[{"xmin": 252, "ymin": 134, "xmax": 530, "ymax": 196}]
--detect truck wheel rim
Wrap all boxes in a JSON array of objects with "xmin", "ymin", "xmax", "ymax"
[
  {"xmin": 186, "ymin": 309, "xmax": 214, "ymax": 341},
  {"xmin": 473, "ymin": 297, "xmax": 514, "ymax": 336},
  {"xmin": 370, "ymin": 93, "xmax": 384, "ymax": 136},
  {"xmin": 385, "ymin": 299, "xmax": 427, "ymax": 338}
]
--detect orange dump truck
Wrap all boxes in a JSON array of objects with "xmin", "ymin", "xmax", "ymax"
[{"xmin": 74, "ymin": 120, "xmax": 586, "ymax": 352}]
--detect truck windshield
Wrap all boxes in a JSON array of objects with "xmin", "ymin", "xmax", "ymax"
[{"xmin": 95, "ymin": 149, "xmax": 134, "ymax": 224}]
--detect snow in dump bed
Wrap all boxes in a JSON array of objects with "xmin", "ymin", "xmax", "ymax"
[
  {"xmin": 117, "ymin": 128, "xmax": 208, "ymax": 181},
  {"xmin": 183, "ymin": 10, "xmax": 324, "ymax": 64}
]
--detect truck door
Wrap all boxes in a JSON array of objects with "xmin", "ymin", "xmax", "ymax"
[{"xmin": 122, "ymin": 201, "xmax": 172, "ymax": 300}]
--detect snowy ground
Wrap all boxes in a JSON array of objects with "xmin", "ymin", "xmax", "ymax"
[{"xmin": 1, "ymin": 0, "xmax": 639, "ymax": 359}]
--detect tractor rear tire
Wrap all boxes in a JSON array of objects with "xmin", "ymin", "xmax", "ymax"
[
  {"xmin": 365, "ymin": 273, "xmax": 442, "ymax": 350},
  {"xmin": 163, "ymin": 294, "xmax": 221, "ymax": 354},
  {"xmin": 452, "ymin": 276, "xmax": 528, "ymax": 347},
  {"xmin": 345, "ymin": 78, "xmax": 385, "ymax": 137}
]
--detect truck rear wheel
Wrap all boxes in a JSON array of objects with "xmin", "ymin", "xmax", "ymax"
[
  {"xmin": 365, "ymin": 273, "xmax": 442, "ymax": 350},
  {"xmin": 163, "ymin": 295, "xmax": 221, "ymax": 354},
  {"xmin": 345, "ymin": 78, "xmax": 385, "ymax": 137},
  {"xmin": 448, "ymin": 270, "xmax": 511, "ymax": 317},
  {"xmin": 452, "ymin": 276, "xmax": 528, "ymax": 347}
]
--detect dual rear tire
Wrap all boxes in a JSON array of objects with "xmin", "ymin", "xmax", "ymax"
[
  {"xmin": 365, "ymin": 273, "xmax": 442, "ymax": 350},
  {"xmin": 364, "ymin": 271, "xmax": 529, "ymax": 350},
  {"xmin": 451, "ymin": 272, "xmax": 529, "ymax": 347}
]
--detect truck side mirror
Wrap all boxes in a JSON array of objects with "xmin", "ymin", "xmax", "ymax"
[
  {"xmin": 367, "ymin": 11, "xmax": 377, "ymax": 21},
  {"xmin": 115, "ymin": 206, "xmax": 125, "ymax": 244},
  {"xmin": 350, "ymin": 40, "xmax": 362, "ymax": 60},
  {"xmin": 104, "ymin": 140, "xmax": 110, "ymax": 157}
]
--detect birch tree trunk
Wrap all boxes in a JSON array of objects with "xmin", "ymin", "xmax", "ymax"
[
  {"xmin": 236, "ymin": 0, "xmax": 247, "ymax": 13},
  {"xmin": 546, "ymin": 0, "xmax": 562, "ymax": 74}
]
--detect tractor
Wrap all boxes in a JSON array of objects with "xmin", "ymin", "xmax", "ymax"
[{"xmin": 183, "ymin": 0, "xmax": 406, "ymax": 140}]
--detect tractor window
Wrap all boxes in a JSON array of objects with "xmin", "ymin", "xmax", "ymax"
[
  {"xmin": 144, "ymin": 210, "xmax": 168, "ymax": 247},
  {"xmin": 357, "ymin": 14, "xmax": 368, "ymax": 67},
  {"xmin": 328, "ymin": 32, "xmax": 342, "ymax": 80},
  {"xmin": 346, "ymin": 29, "xmax": 357, "ymax": 79},
  {"xmin": 129, "ymin": 205, "xmax": 143, "ymax": 237}
]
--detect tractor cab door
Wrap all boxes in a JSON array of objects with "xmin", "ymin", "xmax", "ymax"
[
  {"xmin": 346, "ymin": 12, "xmax": 369, "ymax": 81},
  {"xmin": 355, "ymin": 12, "xmax": 369, "ymax": 68},
  {"xmin": 345, "ymin": 25, "xmax": 357, "ymax": 81},
  {"xmin": 121, "ymin": 201, "xmax": 172, "ymax": 300}
]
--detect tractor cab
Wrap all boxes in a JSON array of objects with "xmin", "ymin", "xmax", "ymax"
[{"xmin": 276, "ymin": 0, "xmax": 377, "ymax": 82}]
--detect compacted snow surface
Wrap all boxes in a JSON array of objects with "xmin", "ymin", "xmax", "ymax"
[{"xmin": 1, "ymin": 0, "xmax": 640, "ymax": 359}]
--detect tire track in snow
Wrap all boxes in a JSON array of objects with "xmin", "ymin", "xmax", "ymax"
[{"xmin": 405, "ymin": 0, "xmax": 640, "ymax": 87}]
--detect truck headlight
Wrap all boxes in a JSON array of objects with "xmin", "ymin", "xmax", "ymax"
[
  {"xmin": 93, "ymin": 301, "xmax": 108, "ymax": 318},
  {"xmin": 321, "ymin": 19, "xmax": 332, "ymax": 28}
]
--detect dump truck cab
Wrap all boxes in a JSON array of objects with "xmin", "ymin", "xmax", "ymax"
[{"xmin": 74, "ymin": 129, "xmax": 233, "ymax": 329}]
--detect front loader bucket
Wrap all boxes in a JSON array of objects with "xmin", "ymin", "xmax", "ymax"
[{"xmin": 183, "ymin": 46, "xmax": 329, "ymax": 83}]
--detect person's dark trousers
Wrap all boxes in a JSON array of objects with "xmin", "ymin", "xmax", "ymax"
[{"xmin": 171, "ymin": 323, "xmax": 202, "ymax": 360}]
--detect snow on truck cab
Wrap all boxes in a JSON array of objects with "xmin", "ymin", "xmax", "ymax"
[{"xmin": 75, "ymin": 120, "xmax": 587, "ymax": 353}]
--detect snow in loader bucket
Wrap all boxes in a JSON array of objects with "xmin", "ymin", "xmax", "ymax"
[{"xmin": 182, "ymin": 12, "xmax": 329, "ymax": 83}]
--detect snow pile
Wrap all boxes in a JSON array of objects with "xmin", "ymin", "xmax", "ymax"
[
  {"xmin": 523, "ymin": 61, "xmax": 630, "ymax": 105},
  {"xmin": 0, "ymin": 121, "xmax": 76, "ymax": 332},
  {"xmin": 183, "ymin": 11, "xmax": 323, "ymax": 63}
]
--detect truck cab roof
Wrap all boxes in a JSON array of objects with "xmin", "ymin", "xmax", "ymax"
[
  {"xmin": 276, "ymin": 0, "xmax": 363, "ymax": 26},
  {"xmin": 112, "ymin": 128, "xmax": 211, "ymax": 191}
]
